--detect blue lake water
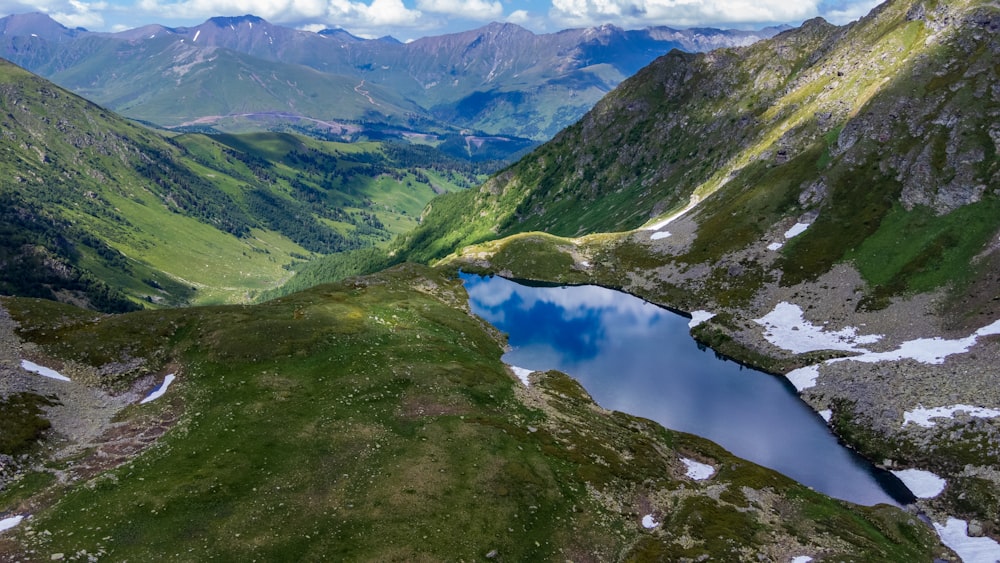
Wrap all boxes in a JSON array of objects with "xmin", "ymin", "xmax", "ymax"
[{"xmin": 461, "ymin": 273, "xmax": 915, "ymax": 506}]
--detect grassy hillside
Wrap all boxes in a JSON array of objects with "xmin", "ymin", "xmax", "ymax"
[
  {"xmin": 40, "ymin": 35, "xmax": 424, "ymax": 130},
  {"xmin": 0, "ymin": 265, "xmax": 942, "ymax": 560}
]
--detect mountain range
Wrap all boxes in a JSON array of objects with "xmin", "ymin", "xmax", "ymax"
[
  {"xmin": 1, "ymin": 0, "xmax": 999, "ymax": 560},
  {"xmin": 0, "ymin": 12, "xmax": 783, "ymax": 141}
]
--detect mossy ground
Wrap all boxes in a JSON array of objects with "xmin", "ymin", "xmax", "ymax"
[{"xmin": 0, "ymin": 393, "xmax": 56, "ymax": 457}]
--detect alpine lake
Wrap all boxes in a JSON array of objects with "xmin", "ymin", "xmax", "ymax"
[{"xmin": 461, "ymin": 273, "xmax": 916, "ymax": 507}]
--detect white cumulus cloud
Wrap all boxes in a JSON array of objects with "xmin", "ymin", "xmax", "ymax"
[
  {"xmin": 820, "ymin": 0, "xmax": 881, "ymax": 24},
  {"xmin": 416, "ymin": 0, "xmax": 502, "ymax": 20},
  {"xmin": 548, "ymin": 0, "xmax": 883, "ymax": 28},
  {"xmin": 2, "ymin": 0, "xmax": 890, "ymax": 40},
  {"xmin": 131, "ymin": 0, "xmax": 423, "ymax": 35}
]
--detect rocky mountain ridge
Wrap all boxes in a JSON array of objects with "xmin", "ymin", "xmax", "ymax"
[{"xmin": 0, "ymin": 12, "xmax": 782, "ymax": 140}]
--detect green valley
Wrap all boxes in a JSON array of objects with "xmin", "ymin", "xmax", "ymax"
[{"xmin": 0, "ymin": 58, "xmax": 491, "ymax": 308}]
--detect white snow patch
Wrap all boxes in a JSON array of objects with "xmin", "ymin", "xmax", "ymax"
[
  {"xmin": 579, "ymin": 260, "xmax": 590, "ymax": 268},
  {"xmin": 140, "ymin": 374, "xmax": 176, "ymax": 404},
  {"xmin": 641, "ymin": 514, "xmax": 658, "ymax": 529},
  {"xmin": 902, "ymin": 404, "xmax": 1000, "ymax": 428},
  {"xmin": 934, "ymin": 518, "xmax": 1000, "ymax": 563},
  {"xmin": 192, "ymin": 29, "xmax": 200, "ymax": 42},
  {"xmin": 681, "ymin": 458, "xmax": 715, "ymax": 480},
  {"xmin": 20, "ymin": 359, "xmax": 70, "ymax": 382},
  {"xmin": 975, "ymin": 318, "xmax": 1000, "ymax": 338},
  {"xmin": 818, "ymin": 409, "xmax": 832, "ymax": 422},
  {"xmin": 784, "ymin": 222, "xmax": 811, "ymax": 239},
  {"xmin": 760, "ymin": 304, "xmax": 1000, "ymax": 371},
  {"xmin": 829, "ymin": 322, "xmax": 1000, "ymax": 365},
  {"xmin": 767, "ymin": 242, "xmax": 784, "ymax": 251},
  {"xmin": 650, "ymin": 231, "xmax": 671, "ymax": 241},
  {"xmin": 0, "ymin": 515, "xmax": 24, "ymax": 533},
  {"xmin": 755, "ymin": 302, "xmax": 883, "ymax": 354},
  {"xmin": 892, "ymin": 468, "xmax": 946, "ymax": 498},
  {"xmin": 790, "ymin": 557, "xmax": 813, "ymax": 563},
  {"xmin": 688, "ymin": 310, "xmax": 715, "ymax": 329},
  {"xmin": 508, "ymin": 366, "xmax": 533, "ymax": 387},
  {"xmin": 644, "ymin": 196, "xmax": 699, "ymax": 231},
  {"xmin": 785, "ymin": 365, "xmax": 820, "ymax": 392}
]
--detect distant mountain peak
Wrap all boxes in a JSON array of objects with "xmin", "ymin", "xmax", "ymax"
[
  {"xmin": 317, "ymin": 27, "xmax": 366, "ymax": 42},
  {"xmin": 0, "ymin": 12, "xmax": 86, "ymax": 40},
  {"xmin": 586, "ymin": 23, "xmax": 624, "ymax": 34},
  {"xmin": 482, "ymin": 21, "xmax": 524, "ymax": 31},
  {"xmin": 206, "ymin": 14, "xmax": 266, "ymax": 28}
]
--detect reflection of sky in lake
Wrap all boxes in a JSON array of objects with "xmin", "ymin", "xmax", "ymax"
[{"xmin": 462, "ymin": 273, "xmax": 914, "ymax": 507}]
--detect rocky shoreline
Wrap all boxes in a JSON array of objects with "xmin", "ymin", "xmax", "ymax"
[{"xmin": 632, "ymin": 225, "xmax": 1000, "ymax": 545}]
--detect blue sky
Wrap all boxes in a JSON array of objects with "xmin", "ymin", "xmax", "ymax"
[{"xmin": 2, "ymin": 0, "xmax": 883, "ymax": 40}]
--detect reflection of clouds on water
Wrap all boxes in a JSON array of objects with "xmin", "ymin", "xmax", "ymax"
[
  {"xmin": 462, "ymin": 273, "xmax": 907, "ymax": 507},
  {"xmin": 463, "ymin": 273, "xmax": 662, "ymax": 329},
  {"xmin": 462, "ymin": 274, "xmax": 516, "ymax": 322},
  {"xmin": 463, "ymin": 274, "xmax": 667, "ymax": 361}
]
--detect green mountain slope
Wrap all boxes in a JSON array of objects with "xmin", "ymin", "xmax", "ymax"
[
  {"xmin": 0, "ymin": 266, "xmax": 943, "ymax": 560},
  {"xmin": 0, "ymin": 60, "xmax": 486, "ymax": 309},
  {"xmin": 43, "ymin": 35, "xmax": 424, "ymax": 130},
  {"xmin": 400, "ymin": 0, "xmax": 999, "ymax": 303},
  {"xmin": 392, "ymin": 0, "xmax": 1000, "ymax": 533}
]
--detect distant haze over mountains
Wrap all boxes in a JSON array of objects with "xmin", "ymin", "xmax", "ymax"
[{"xmin": 0, "ymin": 12, "xmax": 785, "ymax": 141}]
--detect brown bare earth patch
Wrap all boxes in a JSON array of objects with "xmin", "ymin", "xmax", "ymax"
[{"xmin": 397, "ymin": 392, "xmax": 471, "ymax": 419}]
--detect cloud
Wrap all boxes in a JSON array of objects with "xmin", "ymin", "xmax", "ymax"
[
  {"xmin": 131, "ymin": 0, "xmax": 423, "ymax": 33},
  {"xmin": 820, "ymin": 0, "xmax": 881, "ymax": 24},
  {"xmin": 50, "ymin": 0, "xmax": 106, "ymax": 27},
  {"xmin": 0, "ymin": 0, "xmax": 106, "ymax": 29},
  {"xmin": 506, "ymin": 8, "xmax": 549, "ymax": 30},
  {"xmin": 416, "ymin": 0, "xmax": 502, "ymax": 20},
  {"xmin": 2, "ymin": 0, "xmax": 888, "ymax": 39},
  {"xmin": 548, "ymin": 0, "xmax": 855, "ymax": 28}
]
